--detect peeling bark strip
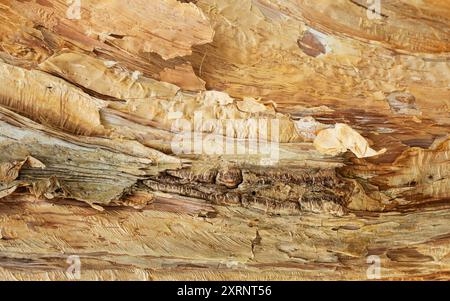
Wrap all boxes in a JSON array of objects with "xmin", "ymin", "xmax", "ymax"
[
  {"xmin": 0, "ymin": 0, "xmax": 449, "ymax": 280},
  {"xmin": 297, "ymin": 30, "xmax": 327, "ymax": 57},
  {"xmin": 0, "ymin": 62, "xmax": 106, "ymax": 136}
]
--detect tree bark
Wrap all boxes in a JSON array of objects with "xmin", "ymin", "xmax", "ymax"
[{"xmin": 0, "ymin": 0, "xmax": 449, "ymax": 280}]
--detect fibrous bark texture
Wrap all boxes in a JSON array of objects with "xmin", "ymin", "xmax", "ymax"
[{"xmin": 0, "ymin": 0, "xmax": 449, "ymax": 280}]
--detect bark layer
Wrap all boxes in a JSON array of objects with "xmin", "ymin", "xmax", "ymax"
[{"xmin": 0, "ymin": 0, "xmax": 449, "ymax": 280}]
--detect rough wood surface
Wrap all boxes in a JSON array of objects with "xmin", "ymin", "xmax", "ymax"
[{"xmin": 0, "ymin": 0, "xmax": 449, "ymax": 280}]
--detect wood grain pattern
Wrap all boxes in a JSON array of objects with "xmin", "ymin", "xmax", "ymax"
[{"xmin": 0, "ymin": 0, "xmax": 449, "ymax": 280}]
